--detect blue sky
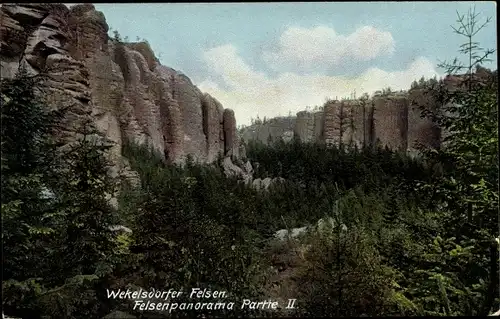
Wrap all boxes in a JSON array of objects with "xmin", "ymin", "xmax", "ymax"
[{"xmin": 86, "ymin": 2, "xmax": 496, "ymax": 125}]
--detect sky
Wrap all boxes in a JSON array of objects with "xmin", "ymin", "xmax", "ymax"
[{"xmin": 78, "ymin": 2, "xmax": 496, "ymax": 126}]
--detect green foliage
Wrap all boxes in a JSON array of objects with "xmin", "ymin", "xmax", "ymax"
[
  {"xmin": 48, "ymin": 119, "xmax": 121, "ymax": 279},
  {"xmin": 116, "ymin": 137, "xmax": 445, "ymax": 317},
  {"xmin": 2, "ymin": 69, "xmax": 122, "ymax": 318},
  {"xmin": 112, "ymin": 29, "xmax": 122, "ymax": 43},
  {"xmin": 414, "ymin": 6, "xmax": 499, "ymax": 316},
  {"xmin": 295, "ymin": 225, "xmax": 399, "ymax": 317},
  {"xmin": 121, "ymin": 142, "xmax": 270, "ymax": 317},
  {"xmin": 1, "ymin": 68, "xmax": 63, "ymax": 286}
]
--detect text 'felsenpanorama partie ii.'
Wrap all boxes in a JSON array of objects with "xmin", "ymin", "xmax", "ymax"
[{"xmin": 106, "ymin": 288, "xmax": 297, "ymax": 313}]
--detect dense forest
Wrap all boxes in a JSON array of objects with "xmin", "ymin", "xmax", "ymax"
[{"xmin": 2, "ymin": 7, "xmax": 498, "ymax": 319}]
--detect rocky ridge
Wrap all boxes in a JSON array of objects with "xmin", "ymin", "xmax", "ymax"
[
  {"xmin": 0, "ymin": 3, "xmax": 242, "ymax": 188},
  {"xmin": 240, "ymin": 91, "xmax": 440, "ymax": 153},
  {"xmin": 240, "ymin": 68, "xmax": 497, "ymax": 153}
]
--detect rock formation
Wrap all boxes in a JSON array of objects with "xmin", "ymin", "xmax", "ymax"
[
  {"xmin": 252, "ymin": 177, "xmax": 286, "ymax": 191},
  {"xmin": 407, "ymin": 89, "xmax": 441, "ymax": 151},
  {"xmin": 240, "ymin": 116, "xmax": 296, "ymax": 145},
  {"xmin": 294, "ymin": 111, "xmax": 315, "ymax": 143},
  {"xmin": 241, "ymin": 67, "xmax": 496, "ymax": 152},
  {"xmin": 244, "ymin": 92, "xmax": 432, "ymax": 151},
  {"xmin": 222, "ymin": 156, "xmax": 253, "ymax": 184},
  {"xmin": 0, "ymin": 3, "xmax": 241, "ymax": 176},
  {"xmin": 372, "ymin": 95, "xmax": 409, "ymax": 151},
  {"xmin": 323, "ymin": 101, "xmax": 341, "ymax": 146}
]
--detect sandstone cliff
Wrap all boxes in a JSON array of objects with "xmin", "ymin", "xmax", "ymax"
[
  {"xmin": 241, "ymin": 116, "xmax": 296, "ymax": 145},
  {"xmin": 240, "ymin": 68, "xmax": 496, "ymax": 153},
  {"xmin": 0, "ymin": 3, "xmax": 240, "ymax": 178},
  {"xmin": 241, "ymin": 91, "xmax": 442, "ymax": 153},
  {"xmin": 240, "ymin": 92, "xmax": 433, "ymax": 153}
]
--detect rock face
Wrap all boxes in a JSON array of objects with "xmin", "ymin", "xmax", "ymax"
[
  {"xmin": 240, "ymin": 116, "xmax": 296, "ymax": 145},
  {"xmin": 241, "ymin": 67, "xmax": 495, "ymax": 153},
  {"xmin": 372, "ymin": 95, "xmax": 408, "ymax": 151},
  {"xmin": 0, "ymin": 3, "xmax": 240, "ymax": 173},
  {"xmin": 294, "ymin": 111, "xmax": 315, "ymax": 143},
  {"xmin": 323, "ymin": 101, "xmax": 343, "ymax": 146},
  {"xmin": 407, "ymin": 89, "xmax": 441, "ymax": 151},
  {"xmin": 242, "ymin": 92, "xmax": 442, "ymax": 152},
  {"xmin": 223, "ymin": 108, "xmax": 238, "ymax": 157},
  {"xmin": 293, "ymin": 110, "xmax": 324, "ymax": 143},
  {"xmin": 202, "ymin": 93, "xmax": 225, "ymax": 162},
  {"xmin": 222, "ymin": 157, "xmax": 253, "ymax": 183}
]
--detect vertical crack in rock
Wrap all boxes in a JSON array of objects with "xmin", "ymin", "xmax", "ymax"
[
  {"xmin": 367, "ymin": 100, "xmax": 375, "ymax": 148},
  {"xmin": 313, "ymin": 111, "xmax": 324, "ymax": 142},
  {"xmin": 161, "ymin": 94, "xmax": 184, "ymax": 164}
]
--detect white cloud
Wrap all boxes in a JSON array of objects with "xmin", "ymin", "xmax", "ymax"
[
  {"xmin": 203, "ymin": 44, "xmax": 268, "ymax": 90},
  {"xmin": 198, "ymin": 44, "xmax": 441, "ymax": 126},
  {"xmin": 262, "ymin": 25, "xmax": 395, "ymax": 73}
]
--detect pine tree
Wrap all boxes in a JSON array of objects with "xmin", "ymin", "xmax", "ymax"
[
  {"xmin": 49, "ymin": 118, "xmax": 120, "ymax": 279},
  {"xmin": 2, "ymin": 68, "xmax": 122, "ymax": 318},
  {"xmin": 1, "ymin": 68, "xmax": 65, "ymax": 317},
  {"xmin": 414, "ymin": 6, "xmax": 498, "ymax": 315}
]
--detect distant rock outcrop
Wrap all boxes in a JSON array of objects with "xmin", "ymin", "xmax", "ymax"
[
  {"xmin": 0, "ymin": 3, "xmax": 241, "ymax": 175},
  {"xmin": 252, "ymin": 177, "xmax": 285, "ymax": 191},
  {"xmin": 241, "ymin": 116, "xmax": 296, "ymax": 145},
  {"xmin": 240, "ymin": 69, "xmax": 495, "ymax": 153},
  {"xmin": 221, "ymin": 157, "xmax": 286, "ymax": 191}
]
